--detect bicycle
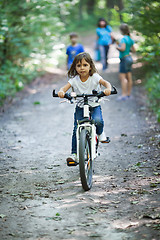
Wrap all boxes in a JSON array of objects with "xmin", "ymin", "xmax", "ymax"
[{"xmin": 52, "ymin": 87, "xmax": 117, "ymax": 191}]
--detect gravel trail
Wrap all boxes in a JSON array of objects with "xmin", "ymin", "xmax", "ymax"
[{"xmin": 0, "ymin": 35, "xmax": 159, "ymax": 240}]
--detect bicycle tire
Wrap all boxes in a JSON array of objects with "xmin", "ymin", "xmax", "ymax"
[{"xmin": 79, "ymin": 129, "xmax": 92, "ymax": 191}]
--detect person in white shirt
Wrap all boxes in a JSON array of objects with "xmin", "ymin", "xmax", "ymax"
[{"xmin": 58, "ymin": 52, "xmax": 111, "ymax": 164}]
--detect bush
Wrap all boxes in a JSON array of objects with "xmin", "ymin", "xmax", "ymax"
[
  {"xmin": 0, "ymin": 61, "xmax": 38, "ymax": 105},
  {"xmin": 145, "ymin": 71, "xmax": 160, "ymax": 122},
  {"xmin": 126, "ymin": 0, "xmax": 160, "ymax": 122},
  {"xmin": 0, "ymin": 0, "xmax": 75, "ymax": 105}
]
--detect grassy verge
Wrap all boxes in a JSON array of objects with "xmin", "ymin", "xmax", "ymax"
[{"xmin": 0, "ymin": 62, "xmax": 42, "ymax": 106}]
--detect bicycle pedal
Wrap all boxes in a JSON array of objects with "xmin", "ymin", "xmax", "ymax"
[
  {"xmin": 66, "ymin": 160, "xmax": 79, "ymax": 167},
  {"xmin": 101, "ymin": 137, "xmax": 110, "ymax": 143}
]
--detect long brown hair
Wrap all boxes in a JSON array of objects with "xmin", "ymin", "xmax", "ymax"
[
  {"xmin": 97, "ymin": 18, "xmax": 108, "ymax": 28},
  {"xmin": 68, "ymin": 52, "xmax": 97, "ymax": 78},
  {"xmin": 120, "ymin": 24, "xmax": 130, "ymax": 36}
]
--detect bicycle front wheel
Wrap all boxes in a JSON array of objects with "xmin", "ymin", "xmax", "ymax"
[{"xmin": 79, "ymin": 129, "xmax": 92, "ymax": 191}]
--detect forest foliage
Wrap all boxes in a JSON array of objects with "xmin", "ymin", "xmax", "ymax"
[
  {"xmin": 127, "ymin": 0, "xmax": 160, "ymax": 121},
  {"xmin": 0, "ymin": 0, "xmax": 70, "ymax": 102},
  {"xmin": 0, "ymin": 0, "xmax": 160, "ymax": 120}
]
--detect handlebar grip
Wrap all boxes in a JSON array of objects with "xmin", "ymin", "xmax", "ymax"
[
  {"xmin": 64, "ymin": 93, "xmax": 72, "ymax": 101},
  {"xmin": 97, "ymin": 91, "xmax": 105, "ymax": 98},
  {"xmin": 52, "ymin": 89, "xmax": 58, "ymax": 97},
  {"xmin": 111, "ymin": 86, "xmax": 117, "ymax": 95},
  {"xmin": 52, "ymin": 89, "xmax": 72, "ymax": 101},
  {"xmin": 97, "ymin": 87, "xmax": 117, "ymax": 98}
]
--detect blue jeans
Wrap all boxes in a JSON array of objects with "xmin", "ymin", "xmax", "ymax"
[
  {"xmin": 71, "ymin": 105, "xmax": 104, "ymax": 154},
  {"xmin": 120, "ymin": 56, "xmax": 133, "ymax": 73},
  {"xmin": 99, "ymin": 45, "xmax": 109, "ymax": 70}
]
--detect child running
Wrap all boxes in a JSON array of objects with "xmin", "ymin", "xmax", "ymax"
[
  {"xmin": 58, "ymin": 52, "xmax": 112, "ymax": 164},
  {"xmin": 66, "ymin": 32, "xmax": 84, "ymax": 70}
]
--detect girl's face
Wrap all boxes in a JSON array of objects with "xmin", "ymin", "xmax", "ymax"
[
  {"xmin": 99, "ymin": 20, "xmax": 106, "ymax": 28},
  {"xmin": 76, "ymin": 58, "xmax": 91, "ymax": 78}
]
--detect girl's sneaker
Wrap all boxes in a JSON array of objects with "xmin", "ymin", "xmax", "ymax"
[
  {"xmin": 127, "ymin": 95, "xmax": 133, "ymax": 100},
  {"xmin": 66, "ymin": 154, "xmax": 78, "ymax": 166},
  {"xmin": 116, "ymin": 95, "xmax": 128, "ymax": 101},
  {"xmin": 98, "ymin": 132, "xmax": 110, "ymax": 143}
]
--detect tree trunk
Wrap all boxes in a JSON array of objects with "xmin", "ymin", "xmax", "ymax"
[
  {"xmin": 118, "ymin": 0, "xmax": 124, "ymax": 11},
  {"xmin": 106, "ymin": 0, "xmax": 115, "ymax": 21},
  {"xmin": 86, "ymin": 0, "xmax": 95, "ymax": 15},
  {"xmin": 106, "ymin": 0, "xmax": 124, "ymax": 22},
  {"xmin": 1, "ymin": 35, "xmax": 8, "ymax": 66},
  {"xmin": 117, "ymin": 0, "xmax": 124, "ymax": 22},
  {"xmin": 106, "ymin": 0, "xmax": 115, "ymax": 9},
  {"xmin": 79, "ymin": 0, "xmax": 83, "ymax": 21}
]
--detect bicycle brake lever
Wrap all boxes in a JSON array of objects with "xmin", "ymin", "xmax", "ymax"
[
  {"xmin": 97, "ymin": 91, "xmax": 105, "ymax": 98},
  {"xmin": 60, "ymin": 100, "xmax": 68, "ymax": 104},
  {"xmin": 103, "ymin": 98, "xmax": 110, "ymax": 101},
  {"xmin": 92, "ymin": 89, "xmax": 98, "ymax": 94}
]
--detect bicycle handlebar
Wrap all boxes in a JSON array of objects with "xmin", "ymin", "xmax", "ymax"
[
  {"xmin": 52, "ymin": 90, "xmax": 72, "ymax": 101},
  {"xmin": 52, "ymin": 86, "xmax": 117, "ymax": 101}
]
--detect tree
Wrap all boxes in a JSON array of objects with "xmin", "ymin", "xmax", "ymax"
[
  {"xmin": 117, "ymin": 0, "xmax": 124, "ymax": 21},
  {"xmin": 86, "ymin": 0, "xmax": 96, "ymax": 15},
  {"xmin": 106, "ymin": 0, "xmax": 124, "ymax": 21},
  {"xmin": 0, "ymin": 0, "xmax": 75, "ymax": 102},
  {"xmin": 79, "ymin": 0, "xmax": 84, "ymax": 21},
  {"xmin": 106, "ymin": 0, "xmax": 114, "ymax": 9}
]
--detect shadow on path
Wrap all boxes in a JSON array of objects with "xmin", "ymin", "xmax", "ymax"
[{"xmin": 0, "ymin": 34, "xmax": 160, "ymax": 240}]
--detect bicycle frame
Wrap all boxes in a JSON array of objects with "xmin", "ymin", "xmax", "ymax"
[{"xmin": 76, "ymin": 102, "xmax": 97, "ymax": 161}]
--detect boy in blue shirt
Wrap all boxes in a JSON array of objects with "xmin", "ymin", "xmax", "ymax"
[{"xmin": 66, "ymin": 33, "xmax": 84, "ymax": 70}]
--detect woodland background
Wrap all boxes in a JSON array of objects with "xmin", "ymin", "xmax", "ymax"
[{"xmin": 0, "ymin": 0, "xmax": 160, "ymax": 120}]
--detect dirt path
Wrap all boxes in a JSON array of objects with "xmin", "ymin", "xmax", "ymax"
[{"xmin": 0, "ymin": 35, "xmax": 160, "ymax": 240}]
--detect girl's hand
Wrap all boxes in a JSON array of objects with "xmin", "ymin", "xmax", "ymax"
[
  {"xmin": 116, "ymin": 45, "xmax": 120, "ymax": 51},
  {"xmin": 104, "ymin": 89, "xmax": 111, "ymax": 96},
  {"xmin": 58, "ymin": 90, "xmax": 65, "ymax": 98},
  {"xmin": 116, "ymin": 40, "xmax": 119, "ymax": 45}
]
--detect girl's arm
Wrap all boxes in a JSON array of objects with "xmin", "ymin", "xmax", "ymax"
[
  {"xmin": 117, "ymin": 43, "xmax": 126, "ymax": 52},
  {"xmin": 66, "ymin": 56, "xmax": 69, "ymax": 69},
  {"xmin": 99, "ymin": 79, "xmax": 112, "ymax": 96},
  {"xmin": 58, "ymin": 82, "xmax": 71, "ymax": 98},
  {"xmin": 131, "ymin": 45, "xmax": 136, "ymax": 53}
]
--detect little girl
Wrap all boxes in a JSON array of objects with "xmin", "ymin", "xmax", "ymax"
[
  {"xmin": 58, "ymin": 52, "xmax": 112, "ymax": 164},
  {"xmin": 116, "ymin": 24, "xmax": 136, "ymax": 100},
  {"xmin": 96, "ymin": 18, "xmax": 113, "ymax": 70}
]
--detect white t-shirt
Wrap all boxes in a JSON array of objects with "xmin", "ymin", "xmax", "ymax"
[{"xmin": 68, "ymin": 73, "xmax": 102, "ymax": 107}]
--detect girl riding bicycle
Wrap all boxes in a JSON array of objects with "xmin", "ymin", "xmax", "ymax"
[{"xmin": 58, "ymin": 52, "xmax": 112, "ymax": 164}]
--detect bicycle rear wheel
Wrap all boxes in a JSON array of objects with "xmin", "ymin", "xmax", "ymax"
[{"xmin": 79, "ymin": 129, "xmax": 92, "ymax": 191}]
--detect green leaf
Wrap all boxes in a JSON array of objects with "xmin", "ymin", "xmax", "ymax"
[
  {"xmin": 33, "ymin": 101, "xmax": 40, "ymax": 105},
  {"xmin": 131, "ymin": 201, "xmax": 139, "ymax": 205},
  {"xmin": 150, "ymin": 183, "xmax": 157, "ymax": 188},
  {"xmin": 135, "ymin": 162, "xmax": 141, "ymax": 167}
]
